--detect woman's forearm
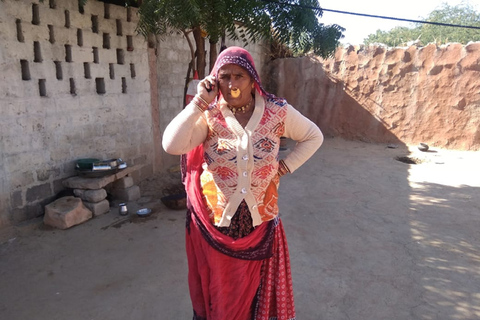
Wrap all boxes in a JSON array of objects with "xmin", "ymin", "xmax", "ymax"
[
  {"xmin": 162, "ymin": 103, "xmax": 208, "ymax": 155},
  {"xmin": 282, "ymin": 104, "xmax": 324, "ymax": 173}
]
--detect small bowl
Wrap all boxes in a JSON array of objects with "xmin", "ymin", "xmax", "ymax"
[
  {"xmin": 76, "ymin": 158, "xmax": 100, "ymax": 170},
  {"xmin": 418, "ymin": 143, "xmax": 429, "ymax": 152},
  {"xmin": 136, "ymin": 208, "xmax": 152, "ymax": 217}
]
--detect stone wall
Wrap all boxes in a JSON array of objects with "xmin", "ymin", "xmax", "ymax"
[
  {"xmin": 0, "ymin": 0, "xmax": 267, "ymax": 227},
  {"xmin": 268, "ymin": 43, "xmax": 480, "ymax": 150},
  {"xmin": 0, "ymin": 0, "xmax": 153, "ymax": 226}
]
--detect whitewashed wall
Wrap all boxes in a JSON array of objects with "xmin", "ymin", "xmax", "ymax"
[
  {"xmin": 0, "ymin": 0, "xmax": 153, "ymax": 226},
  {"xmin": 0, "ymin": 0, "xmax": 267, "ymax": 228}
]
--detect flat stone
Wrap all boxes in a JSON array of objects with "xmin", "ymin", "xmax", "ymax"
[
  {"xmin": 82, "ymin": 199, "xmax": 110, "ymax": 216},
  {"xmin": 110, "ymin": 185, "xmax": 140, "ymax": 201},
  {"xmin": 62, "ymin": 165, "xmax": 140, "ymax": 190},
  {"xmin": 44, "ymin": 196, "xmax": 92, "ymax": 229},
  {"xmin": 111, "ymin": 176, "xmax": 134, "ymax": 190},
  {"xmin": 73, "ymin": 188, "xmax": 107, "ymax": 203}
]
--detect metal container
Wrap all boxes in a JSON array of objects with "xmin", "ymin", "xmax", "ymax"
[{"xmin": 119, "ymin": 203, "xmax": 128, "ymax": 216}]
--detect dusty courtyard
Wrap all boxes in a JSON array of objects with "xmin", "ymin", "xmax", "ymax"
[{"xmin": 1, "ymin": 138, "xmax": 479, "ymax": 320}]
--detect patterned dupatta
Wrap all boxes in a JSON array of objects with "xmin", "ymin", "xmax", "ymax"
[
  {"xmin": 182, "ymin": 46, "xmax": 295, "ymax": 320},
  {"xmin": 183, "ymin": 145, "xmax": 296, "ymax": 320}
]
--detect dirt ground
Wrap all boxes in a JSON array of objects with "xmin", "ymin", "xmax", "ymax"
[{"xmin": 1, "ymin": 137, "xmax": 479, "ymax": 320}]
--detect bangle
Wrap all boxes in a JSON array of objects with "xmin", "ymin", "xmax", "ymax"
[
  {"xmin": 196, "ymin": 95, "xmax": 209, "ymax": 107},
  {"xmin": 278, "ymin": 159, "xmax": 290, "ymax": 176},
  {"xmin": 192, "ymin": 95, "xmax": 209, "ymax": 111}
]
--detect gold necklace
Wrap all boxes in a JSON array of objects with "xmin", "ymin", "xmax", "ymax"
[{"xmin": 228, "ymin": 96, "xmax": 253, "ymax": 115}]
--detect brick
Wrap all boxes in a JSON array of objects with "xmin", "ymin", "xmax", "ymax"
[
  {"xmin": 12, "ymin": 204, "xmax": 44, "ymax": 224},
  {"xmin": 111, "ymin": 176, "xmax": 133, "ymax": 190},
  {"xmin": 10, "ymin": 190, "xmax": 23, "ymax": 209},
  {"xmin": 73, "ymin": 188, "xmax": 107, "ymax": 203},
  {"xmin": 110, "ymin": 185, "xmax": 140, "ymax": 202},
  {"xmin": 53, "ymin": 178, "xmax": 67, "ymax": 195},
  {"xmin": 26, "ymin": 183, "xmax": 52, "ymax": 203},
  {"xmin": 82, "ymin": 199, "xmax": 110, "ymax": 216},
  {"xmin": 44, "ymin": 196, "xmax": 92, "ymax": 229},
  {"xmin": 62, "ymin": 165, "xmax": 139, "ymax": 189}
]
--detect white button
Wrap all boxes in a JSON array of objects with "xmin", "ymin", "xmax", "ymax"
[
  {"xmin": 242, "ymin": 155, "xmax": 249, "ymax": 161},
  {"xmin": 252, "ymin": 205, "xmax": 257, "ymax": 209},
  {"xmin": 227, "ymin": 215, "xmax": 232, "ymax": 220},
  {"xmin": 243, "ymin": 171, "xmax": 248, "ymax": 177},
  {"xmin": 241, "ymin": 188, "xmax": 247, "ymax": 194}
]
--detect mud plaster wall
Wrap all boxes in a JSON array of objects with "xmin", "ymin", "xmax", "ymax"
[
  {"xmin": 0, "ymin": 1, "xmax": 267, "ymax": 227},
  {"xmin": 0, "ymin": 0, "xmax": 152, "ymax": 227},
  {"xmin": 267, "ymin": 43, "xmax": 480, "ymax": 150}
]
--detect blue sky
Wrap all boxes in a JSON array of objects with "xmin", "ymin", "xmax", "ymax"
[{"xmin": 318, "ymin": 0, "xmax": 479, "ymax": 44}]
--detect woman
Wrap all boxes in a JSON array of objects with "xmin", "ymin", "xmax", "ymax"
[{"xmin": 163, "ymin": 46, "xmax": 323, "ymax": 320}]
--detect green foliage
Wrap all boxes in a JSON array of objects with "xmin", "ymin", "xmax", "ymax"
[
  {"xmin": 137, "ymin": 0, "xmax": 344, "ymax": 58},
  {"xmin": 364, "ymin": 3, "xmax": 480, "ymax": 46}
]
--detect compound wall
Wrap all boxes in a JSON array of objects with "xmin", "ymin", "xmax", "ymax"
[
  {"xmin": 268, "ymin": 43, "xmax": 480, "ymax": 150},
  {"xmin": 0, "ymin": 0, "xmax": 267, "ymax": 227},
  {"xmin": 0, "ymin": 0, "xmax": 149, "ymax": 226}
]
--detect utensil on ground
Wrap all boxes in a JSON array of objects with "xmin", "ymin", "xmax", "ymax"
[
  {"xmin": 136, "ymin": 208, "xmax": 152, "ymax": 217},
  {"xmin": 119, "ymin": 203, "xmax": 128, "ymax": 216}
]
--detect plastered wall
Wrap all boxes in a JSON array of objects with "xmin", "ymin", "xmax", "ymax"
[
  {"xmin": 0, "ymin": 0, "xmax": 267, "ymax": 227},
  {"xmin": 0, "ymin": 0, "xmax": 153, "ymax": 226},
  {"xmin": 268, "ymin": 43, "xmax": 480, "ymax": 150}
]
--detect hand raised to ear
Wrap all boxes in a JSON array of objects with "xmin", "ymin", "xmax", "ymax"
[{"xmin": 197, "ymin": 75, "xmax": 218, "ymax": 104}]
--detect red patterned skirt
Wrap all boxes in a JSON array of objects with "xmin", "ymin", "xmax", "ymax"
[{"xmin": 184, "ymin": 146, "xmax": 296, "ymax": 320}]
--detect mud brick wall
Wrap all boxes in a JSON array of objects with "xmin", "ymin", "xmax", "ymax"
[
  {"xmin": 0, "ymin": 0, "xmax": 152, "ymax": 226},
  {"xmin": 268, "ymin": 43, "xmax": 480, "ymax": 150}
]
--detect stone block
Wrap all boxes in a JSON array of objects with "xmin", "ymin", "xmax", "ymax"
[
  {"xmin": 62, "ymin": 165, "xmax": 139, "ymax": 189},
  {"xmin": 73, "ymin": 188, "xmax": 107, "ymax": 203},
  {"xmin": 44, "ymin": 196, "xmax": 92, "ymax": 229},
  {"xmin": 11, "ymin": 203, "xmax": 45, "ymax": 223},
  {"xmin": 83, "ymin": 199, "xmax": 110, "ymax": 216},
  {"xmin": 111, "ymin": 176, "xmax": 134, "ymax": 190},
  {"xmin": 26, "ymin": 183, "xmax": 52, "ymax": 203},
  {"xmin": 110, "ymin": 185, "xmax": 140, "ymax": 201},
  {"xmin": 10, "ymin": 190, "xmax": 23, "ymax": 209}
]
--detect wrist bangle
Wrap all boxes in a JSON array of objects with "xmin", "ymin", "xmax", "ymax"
[
  {"xmin": 196, "ymin": 95, "xmax": 209, "ymax": 106},
  {"xmin": 192, "ymin": 96, "xmax": 208, "ymax": 111},
  {"xmin": 278, "ymin": 160, "xmax": 290, "ymax": 176}
]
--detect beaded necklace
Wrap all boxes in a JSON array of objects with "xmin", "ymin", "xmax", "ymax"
[{"xmin": 228, "ymin": 96, "xmax": 253, "ymax": 115}]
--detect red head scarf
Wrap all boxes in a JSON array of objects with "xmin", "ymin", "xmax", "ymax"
[{"xmin": 210, "ymin": 46, "xmax": 277, "ymax": 100}]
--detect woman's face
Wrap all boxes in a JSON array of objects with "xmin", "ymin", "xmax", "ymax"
[{"xmin": 217, "ymin": 64, "xmax": 254, "ymax": 107}]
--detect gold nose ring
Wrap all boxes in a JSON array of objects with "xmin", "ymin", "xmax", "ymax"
[{"xmin": 231, "ymin": 88, "xmax": 240, "ymax": 98}]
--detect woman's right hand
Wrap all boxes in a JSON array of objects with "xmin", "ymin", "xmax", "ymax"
[{"xmin": 197, "ymin": 75, "xmax": 218, "ymax": 104}]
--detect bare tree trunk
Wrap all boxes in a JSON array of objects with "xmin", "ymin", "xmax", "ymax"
[
  {"xmin": 182, "ymin": 29, "xmax": 196, "ymax": 74},
  {"xmin": 209, "ymin": 40, "xmax": 217, "ymax": 73},
  {"xmin": 193, "ymin": 26, "xmax": 206, "ymax": 78}
]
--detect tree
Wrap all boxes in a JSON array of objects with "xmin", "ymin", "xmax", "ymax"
[
  {"xmin": 364, "ymin": 3, "xmax": 480, "ymax": 47},
  {"xmin": 136, "ymin": 0, "xmax": 344, "ymax": 78}
]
